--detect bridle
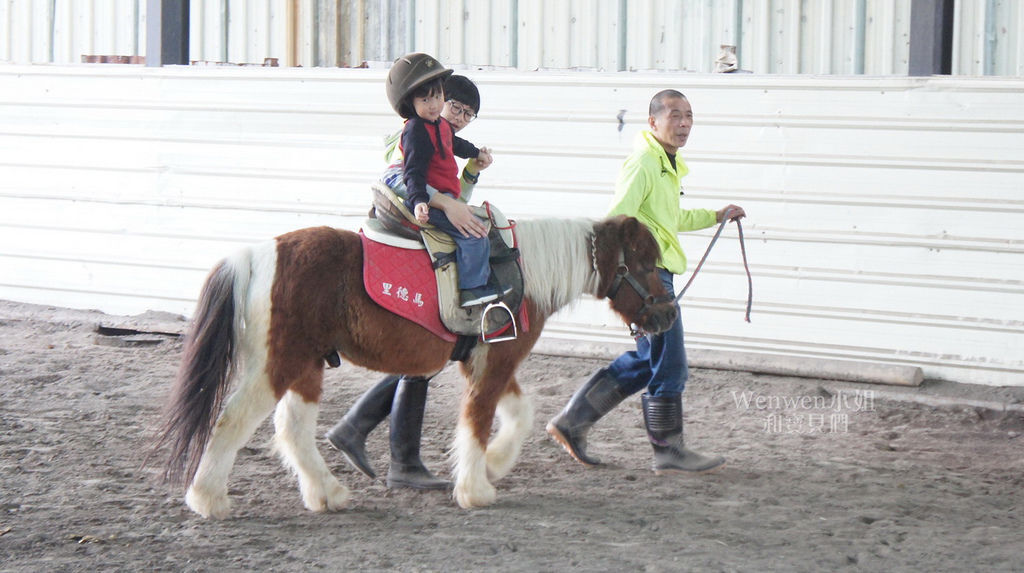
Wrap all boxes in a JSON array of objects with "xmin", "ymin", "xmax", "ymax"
[{"xmin": 600, "ymin": 244, "xmax": 674, "ymax": 337}]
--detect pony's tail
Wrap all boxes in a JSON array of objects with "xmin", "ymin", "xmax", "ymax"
[{"xmin": 152, "ymin": 249, "xmax": 252, "ymax": 486}]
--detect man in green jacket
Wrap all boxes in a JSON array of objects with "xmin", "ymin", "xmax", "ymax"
[{"xmin": 547, "ymin": 89, "xmax": 745, "ymax": 475}]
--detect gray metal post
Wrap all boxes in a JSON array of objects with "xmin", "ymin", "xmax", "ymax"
[
  {"xmin": 146, "ymin": 0, "xmax": 189, "ymax": 67},
  {"xmin": 908, "ymin": 0, "xmax": 954, "ymax": 76},
  {"xmin": 617, "ymin": 0, "xmax": 627, "ymax": 72}
]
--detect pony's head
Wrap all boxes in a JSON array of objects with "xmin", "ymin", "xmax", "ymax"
[{"xmin": 592, "ymin": 215, "xmax": 678, "ymax": 336}]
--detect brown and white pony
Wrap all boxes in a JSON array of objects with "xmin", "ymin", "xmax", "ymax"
[{"xmin": 154, "ymin": 215, "xmax": 676, "ymax": 518}]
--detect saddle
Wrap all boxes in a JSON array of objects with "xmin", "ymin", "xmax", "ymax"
[{"xmin": 366, "ymin": 181, "xmax": 524, "ymax": 342}]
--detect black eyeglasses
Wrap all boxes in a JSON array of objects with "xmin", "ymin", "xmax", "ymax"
[{"xmin": 446, "ymin": 100, "xmax": 477, "ymax": 122}]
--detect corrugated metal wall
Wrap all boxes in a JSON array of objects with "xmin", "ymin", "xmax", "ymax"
[
  {"xmin": 0, "ymin": 0, "xmax": 145, "ymax": 64},
  {"xmin": 954, "ymin": 0, "xmax": 1024, "ymax": 75},
  {"xmin": 1, "ymin": 65, "xmax": 1021, "ymax": 386},
  {"xmin": 2, "ymin": 0, "xmax": 1023, "ymax": 74}
]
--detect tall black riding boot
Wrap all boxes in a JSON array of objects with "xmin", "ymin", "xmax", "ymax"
[
  {"xmin": 642, "ymin": 393, "xmax": 726, "ymax": 475},
  {"xmin": 546, "ymin": 368, "xmax": 630, "ymax": 466},
  {"xmin": 386, "ymin": 377, "xmax": 450, "ymax": 490},
  {"xmin": 324, "ymin": 375, "xmax": 400, "ymax": 479}
]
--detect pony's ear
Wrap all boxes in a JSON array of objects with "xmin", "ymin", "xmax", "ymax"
[
  {"xmin": 601, "ymin": 214, "xmax": 640, "ymax": 245},
  {"xmin": 618, "ymin": 215, "xmax": 646, "ymax": 247},
  {"xmin": 619, "ymin": 216, "xmax": 662, "ymax": 264},
  {"xmin": 620, "ymin": 216, "xmax": 643, "ymax": 243}
]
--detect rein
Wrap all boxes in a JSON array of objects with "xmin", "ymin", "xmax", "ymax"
[{"xmin": 675, "ymin": 209, "xmax": 753, "ymax": 322}]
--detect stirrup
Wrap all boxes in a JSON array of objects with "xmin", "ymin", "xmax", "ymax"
[{"xmin": 480, "ymin": 301, "xmax": 517, "ymax": 343}]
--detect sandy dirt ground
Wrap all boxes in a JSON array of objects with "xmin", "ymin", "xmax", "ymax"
[{"xmin": 1, "ymin": 299, "xmax": 1022, "ymax": 572}]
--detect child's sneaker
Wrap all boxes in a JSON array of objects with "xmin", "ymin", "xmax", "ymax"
[{"xmin": 460, "ymin": 285, "xmax": 499, "ymax": 307}]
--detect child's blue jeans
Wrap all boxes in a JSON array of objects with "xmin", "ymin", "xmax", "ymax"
[{"xmin": 426, "ymin": 206, "xmax": 490, "ymax": 289}]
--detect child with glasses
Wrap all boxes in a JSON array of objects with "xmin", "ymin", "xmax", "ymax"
[{"xmin": 446, "ymin": 99, "xmax": 477, "ymax": 122}]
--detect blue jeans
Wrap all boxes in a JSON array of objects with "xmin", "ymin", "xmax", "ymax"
[
  {"xmin": 426, "ymin": 205, "xmax": 490, "ymax": 289},
  {"xmin": 606, "ymin": 269, "xmax": 688, "ymax": 398}
]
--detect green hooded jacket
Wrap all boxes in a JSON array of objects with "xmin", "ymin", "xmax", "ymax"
[{"xmin": 607, "ymin": 130, "xmax": 717, "ymax": 275}]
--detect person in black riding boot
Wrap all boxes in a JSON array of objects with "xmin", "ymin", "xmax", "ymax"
[
  {"xmin": 326, "ymin": 375, "xmax": 449, "ymax": 489},
  {"xmin": 547, "ymin": 89, "xmax": 745, "ymax": 475},
  {"xmin": 325, "ymin": 374, "xmax": 401, "ymax": 479},
  {"xmin": 325, "ymin": 70, "xmax": 490, "ymax": 490}
]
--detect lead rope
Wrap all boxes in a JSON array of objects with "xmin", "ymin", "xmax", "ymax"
[{"xmin": 674, "ymin": 209, "xmax": 753, "ymax": 323}]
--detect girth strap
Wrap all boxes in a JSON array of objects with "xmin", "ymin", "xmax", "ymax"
[{"xmin": 449, "ymin": 335, "xmax": 478, "ymax": 363}]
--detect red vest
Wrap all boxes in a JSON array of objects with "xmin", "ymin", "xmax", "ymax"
[{"xmin": 408, "ymin": 119, "xmax": 460, "ymax": 198}]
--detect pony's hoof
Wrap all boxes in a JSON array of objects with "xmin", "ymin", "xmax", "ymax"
[
  {"xmin": 185, "ymin": 485, "xmax": 230, "ymax": 519},
  {"xmin": 302, "ymin": 480, "xmax": 350, "ymax": 512},
  {"xmin": 453, "ymin": 480, "xmax": 497, "ymax": 509}
]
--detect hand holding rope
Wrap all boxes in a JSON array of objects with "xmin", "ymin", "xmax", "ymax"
[{"xmin": 675, "ymin": 207, "xmax": 753, "ymax": 323}]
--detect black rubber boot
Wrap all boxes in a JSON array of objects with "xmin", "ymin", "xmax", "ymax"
[
  {"xmin": 386, "ymin": 377, "xmax": 451, "ymax": 490},
  {"xmin": 324, "ymin": 375, "xmax": 400, "ymax": 479},
  {"xmin": 546, "ymin": 368, "xmax": 630, "ymax": 466},
  {"xmin": 642, "ymin": 393, "xmax": 726, "ymax": 475}
]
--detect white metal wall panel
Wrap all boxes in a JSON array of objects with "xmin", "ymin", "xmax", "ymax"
[
  {"xmin": 463, "ymin": 0, "xmax": 513, "ymax": 67},
  {"xmin": 413, "ymin": 0, "xmax": 447, "ymax": 64},
  {"xmin": 0, "ymin": 65, "xmax": 1021, "ymax": 387},
  {"xmin": 999, "ymin": 0, "xmax": 1024, "ymax": 75},
  {"xmin": 571, "ymin": 0, "xmax": 612, "ymax": 70},
  {"xmin": 863, "ymin": 0, "xmax": 911, "ymax": 75},
  {"xmin": 626, "ymin": 0, "xmax": 736, "ymax": 73},
  {"xmin": 955, "ymin": 0, "xmax": 1024, "ymax": 76},
  {"xmin": 741, "ymin": 0, "xmax": 910, "ymax": 75},
  {"xmin": 955, "ymin": 0, "xmax": 986, "ymax": 74},
  {"xmin": 1, "ymin": 0, "xmax": 139, "ymax": 64},
  {"xmin": 799, "ymin": 0, "xmax": 829, "ymax": 73},
  {"xmin": 1, "ymin": 0, "xmax": 1022, "ymax": 75},
  {"xmin": 293, "ymin": 0, "xmax": 314, "ymax": 66},
  {"xmin": 774, "ymin": 0, "xmax": 801, "ymax": 74},
  {"xmin": 539, "ymin": 1, "xmax": 570, "ymax": 69},
  {"xmin": 191, "ymin": 0, "xmax": 226, "ymax": 63},
  {"xmin": 509, "ymin": 0, "xmax": 547, "ymax": 69},
  {"xmin": 227, "ymin": 0, "xmax": 250, "ymax": 63},
  {"xmin": 190, "ymin": 0, "xmax": 288, "ymax": 66},
  {"xmin": 0, "ymin": 64, "xmax": 389, "ymax": 312},
  {"xmin": 740, "ymin": 0, "xmax": 771, "ymax": 72}
]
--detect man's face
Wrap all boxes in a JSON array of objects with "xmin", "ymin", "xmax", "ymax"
[
  {"xmin": 442, "ymin": 99, "xmax": 476, "ymax": 133},
  {"xmin": 648, "ymin": 96, "xmax": 693, "ymax": 155}
]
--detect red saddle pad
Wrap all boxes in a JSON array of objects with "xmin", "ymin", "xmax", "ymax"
[{"xmin": 360, "ymin": 231, "xmax": 457, "ymax": 342}]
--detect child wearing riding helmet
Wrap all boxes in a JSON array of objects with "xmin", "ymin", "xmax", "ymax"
[
  {"xmin": 386, "ymin": 52, "xmax": 508, "ymax": 307},
  {"xmin": 381, "ymin": 74, "xmax": 490, "ymax": 205},
  {"xmin": 324, "ymin": 73, "xmax": 494, "ymax": 491}
]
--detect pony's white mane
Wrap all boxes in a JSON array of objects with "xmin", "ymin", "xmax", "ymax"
[{"xmin": 514, "ymin": 218, "xmax": 600, "ymax": 317}]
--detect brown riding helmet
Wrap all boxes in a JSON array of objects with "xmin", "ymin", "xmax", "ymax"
[{"xmin": 386, "ymin": 53, "xmax": 454, "ymax": 118}]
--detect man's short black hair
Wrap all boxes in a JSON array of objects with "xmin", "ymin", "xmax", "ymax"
[
  {"xmin": 443, "ymin": 75, "xmax": 481, "ymax": 114},
  {"xmin": 399, "ymin": 77, "xmax": 445, "ymax": 119},
  {"xmin": 649, "ymin": 89, "xmax": 687, "ymax": 117}
]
